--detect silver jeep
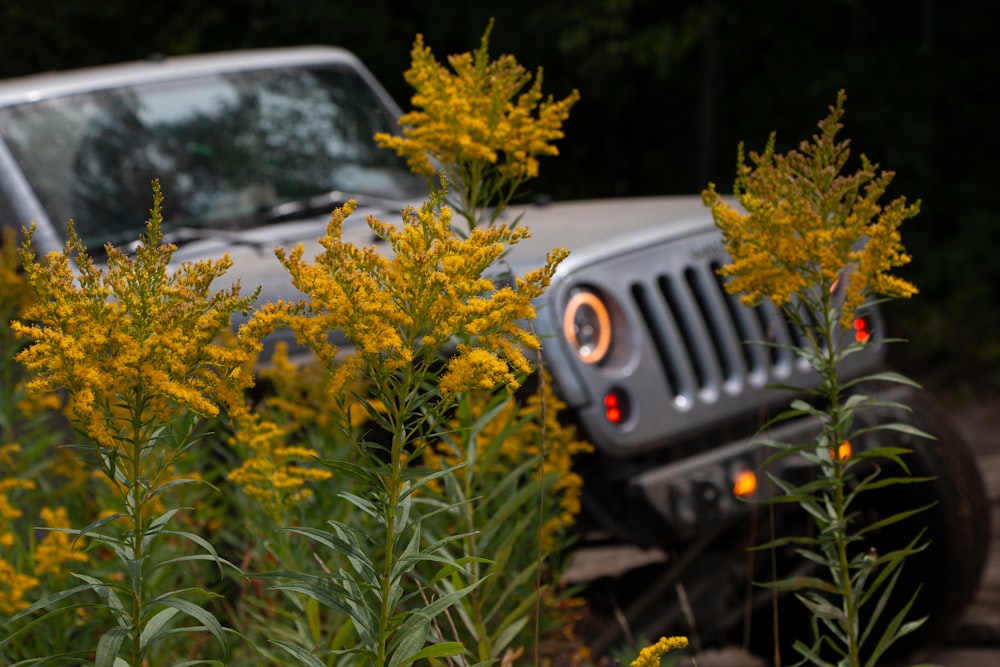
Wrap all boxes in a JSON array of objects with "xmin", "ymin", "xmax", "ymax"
[{"xmin": 0, "ymin": 46, "xmax": 987, "ymax": 660}]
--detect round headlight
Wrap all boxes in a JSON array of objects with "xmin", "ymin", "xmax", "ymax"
[{"xmin": 563, "ymin": 290, "xmax": 612, "ymax": 364}]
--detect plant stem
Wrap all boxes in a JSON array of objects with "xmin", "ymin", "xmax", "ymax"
[
  {"xmin": 128, "ymin": 394, "xmax": 147, "ymax": 667},
  {"xmin": 818, "ymin": 296, "xmax": 860, "ymax": 667}
]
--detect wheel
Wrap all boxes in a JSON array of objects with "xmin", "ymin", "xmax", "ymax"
[
  {"xmin": 748, "ymin": 384, "xmax": 990, "ymax": 663},
  {"xmin": 854, "ymin": 385, "xmax": 990, "ymax": 657}
]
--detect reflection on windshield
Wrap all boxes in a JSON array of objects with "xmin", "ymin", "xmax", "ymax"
[{"xmin": 0, "ymin": 65, "xmax": 425, "ymax": 248}]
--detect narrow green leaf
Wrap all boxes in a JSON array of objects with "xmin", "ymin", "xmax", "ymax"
[
  {"xmin": 842, "ymin": 370, "xmax": 923, "ymax": 391},
  {"xmin": 863, "ymin": 586, "xmax": 925, "ymax": 667},
  {"xmin": 388, "ymin": 617, "xmax": 430, "ymax": 667},
  {"xmin": 756, "ymin": 576, "xmax": 837, "ymax": 593},
  {"xmin": 856, "ymin": 502, "xmax": 936, "ymax": 536},
  {"xmin": 95, "ymin": 627, "xmax": 130, "ymax": 667},
  {"xmin": 64, "ymin": 512, "xmax": 127, "ymax": 544},
  {"xmin": 401, "ymin": 641, "xmax": 466, "ymax": 665},
  {"xmin": 156, "ymin": 597, "xmax": 228, "ymax": 656},
  {"xmin": 140, "ymin": 607, "xmax": 180, "ymax": 651},
  {"xmin": 490, "ymin": 614, "xmax": 531, "ymax": 657},
  {"xmin": 70, "ymin": 574, "xmax": 129, "ymax": 628},
  {"xmin": 270, "ymin": 639, "xmax": 329, "ymax": 667}
]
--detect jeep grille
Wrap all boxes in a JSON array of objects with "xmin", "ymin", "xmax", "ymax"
[{"xmin": 547, "ymin": 228, "xmax": 884, "ymax": 456}]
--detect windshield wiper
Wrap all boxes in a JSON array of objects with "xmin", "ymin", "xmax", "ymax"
[
  {"xmin": 116, "ymin": 226, "xmax": 268, "ymax": 255},
  {"xmin": 263, "ymin": 190, "xmax": 407, "ymax": 223}
]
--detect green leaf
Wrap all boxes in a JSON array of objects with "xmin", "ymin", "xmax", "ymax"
[
  {"xmin": 3, "ymin": 583, "xmax": 104, "ymax": 631},
  {"xmin": 70, "ymin": 574, "xmax": 129, "ymax": 628},
  {"xmin": 270, "ymin": 640, "xmax": 329, "ymax": 667},
  {"xmin": 140, "ymin": 607, "xmax": 180, "ymax": 651},
  {"xmin": 842, "ymin": 370, "xmax": 923, "ymax": 391},
  {"xmin": 388, "ymin": 617, "xmax": 431, "ymax": 667},
  {"xmin": 267, "ymin": 582, "xmax": 354, "ymax": 620},
  {"xmin": 64, "ymin": 512, "xmax": 127, "ymax": 545},
  {"xmin": 400, "ymin": 641, "xmax": 466, "ymax": 666},
  {"xmin": 856, "ymin": 502, "xmax": 936, "ymax": 536},
  {"xmin": 756, "ymin": 576, "xmax": 837, "ymax": 593},
  {"xmin": 337, "ymin": 490, "xmax": 382, "ymax": 521},
  {"xmin": 402, "ymin": 461, "xmax": 468, "ymax": 500},
  {"xmin": 863, "ymin": 586, "xmax": 925, "ymax": 667},
  {"xmin": 95, "ymin": 627, "xmax": 130, "ymax": 667},
  {"xmin": 318, "ymin": 458, "xmax": 379, "ymax": 485},
  {"xmin": 155, "ymin": 597, "xmax": 228, "ymax": 656},
  {"xmin": 490, "ymin": 614, "xmax": 531, "ymax": 657}
]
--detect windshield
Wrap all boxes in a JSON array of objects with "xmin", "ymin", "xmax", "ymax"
[{"xmin": 0, "ymin": 64, "xmax": 425, "ymax": 248}]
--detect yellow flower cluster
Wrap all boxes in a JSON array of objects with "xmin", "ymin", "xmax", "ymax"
[
  {"xmin": 630, "ymin": 636, "xmax": 689, "ymax": 667},
  {"xmin": 702, "ymin": 91, "xmax": 918, "ymax": 329},
  {"xmin": 33, "ymin": 506, "xmax": 89, "ymax": 578},
  {"xmin": 0, "ymin": 443, "xmax": 36, "ymax": 546},
  {"xmin": 0, "ymin": 447, "xmax": 62, "ymax": 616},
  {"xmin": 253, "ymin": 343, "xmax": 343, "ymax": 431},
  {"xmin": 0, "ymin": 557, "xmax": 38, "ymax": 616},
  {"xmin": 243, "ymin": 199, "xmax": 567, "ymax": 399},
  {"xmin": 12, "ymin": 182, "xmax": 258, "ymax": 449},
  {"xmin": 228, "ymin": 411, "xmax": 334, "ymax": 521},
  {"xmin": 375, "ymin": 21, "xmax": 579, "ymax": 199},
  {"xmin": 0, "ymin": 443, "xmax": 87, "ymax": 614}
]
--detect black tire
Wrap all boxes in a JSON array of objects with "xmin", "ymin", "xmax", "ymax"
[{"xmin": 856, "ymin": 385, "xmax": 990, "ymax": 658}]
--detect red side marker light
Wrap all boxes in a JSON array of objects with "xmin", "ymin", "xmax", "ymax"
[
  {"xmin": 853, "ymin": 317, "xmax": 872, "ymax": 343},
  {"xmin": 603, "ymin": 389, "xmax": 629, "ymax": 424}
]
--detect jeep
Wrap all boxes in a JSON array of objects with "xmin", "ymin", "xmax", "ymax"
[{"xmin": 0, "ymin": 46, "xmax": 987, "ymax": 660}]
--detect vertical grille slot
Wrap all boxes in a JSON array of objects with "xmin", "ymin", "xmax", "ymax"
[
  {"xmin": 684, "ymin": 265, "xmax": 739, "ymax": 386},
  {"xmin": 632, "ymin": 282, "xmax": 690, "ymax": 405},
  {"xmin": 658, "ymin": 274, "xmax": 710, "ymax": 392},
  {"xmin": 711, "ymin": 261, "xmax": 767, "ymax": 380}
]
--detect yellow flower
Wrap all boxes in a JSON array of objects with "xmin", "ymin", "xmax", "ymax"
[
  {"xmin": 12, "ymin": 180, "xmax": 258, "ymax": 450},
  {"xmin": 34, "ymin": 506, "xmax": 89, "ymax": 578},
  {"xmin": 0, "ymin": 557, "xmax": 39, "ymax": 616},
  {"xmin": 0, "ymin": 446, "xmax": 36, "ymax": 525},
  {"xmin": 702, "ymin": 91, "xmax": 918, "ymax": 329},
  {"xmin": 244, "ymin": 198, "xmax": 567, "ymax": 406},
  {"xmin": 630, "ymin": 636, "xmax": 689, "ymax": 667},
  {"xmin": 228, "ymin": 411, "xmax": 333, "ymax": 521},
  {"xmin": 375, "ymin": 20, "xmax": 579, "ymax": 228}
]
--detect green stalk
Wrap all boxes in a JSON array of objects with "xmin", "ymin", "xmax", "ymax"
[
  {"xmin": 815, "ymin": 291, "xmax": 859, "ymax": 666},
  {"xmin": 377, "ymin": 446, "xmax": 398, "ymax": 667},
  {"xmin": 127, "ymin": 393, "xmax": 147, "ymax": 667}
]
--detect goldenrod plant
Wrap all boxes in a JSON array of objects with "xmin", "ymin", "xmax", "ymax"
[
  {"xmin": 371, "ymin": 22, "xmax": 587, "ymax": 664},
  {"xmin": 629, "ymin": 636, "xmax": 689, "ymax": 667},
  {"xmin": 1, "ymin": 227, "xmax": 105, "ymax": 660},
  {"xmin": 421, "ymin": 373, "xmax": 592, "ymax": 663},
  {"xmin": 224, "ymin": 342, "xmax": 364, "ymax": 663},
  {"xmin": 240, "ymin": 194, "xmax": 566, "ymax": 666},
  {"xmin": 3, "ymin": 182, "xmax": 258, "ymax": 665},
  {"xmin": 375, "ymin": 19, "xmax": 579, "ymax": 231},
  {"xmin": 0, "ymin": 228, "xmax": 90, "ymax": 665},
  {"xmin": 703, "ymin": 91, "xmax": 929, "ymax": 666}
]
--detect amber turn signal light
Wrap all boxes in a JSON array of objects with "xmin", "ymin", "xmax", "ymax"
[{"xmin": 732, "ymin": 469, "xmax": 758, "ymax": 497}]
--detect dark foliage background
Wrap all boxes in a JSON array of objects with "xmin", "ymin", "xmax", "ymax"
[{"xmin": 2, "ymin": 0, "xmax": 997, "ymax": 383}]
